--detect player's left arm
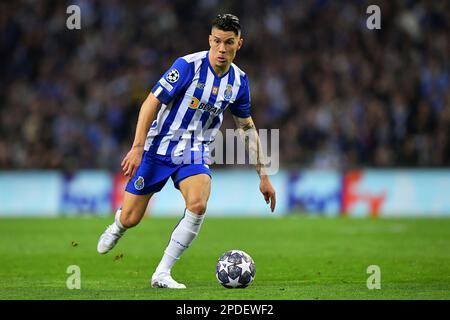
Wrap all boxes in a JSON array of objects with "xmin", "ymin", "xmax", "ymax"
[{"xmin": 233, "ymin": 115, "xmax": 276, "ymax": 212}]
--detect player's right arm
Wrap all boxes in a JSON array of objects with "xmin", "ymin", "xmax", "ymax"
[
  {"xmin": 122, "ymin": 57, "xmax": 193, "ymax": 177},
  {"xmin": 121, "ymin": 92, "xmax": 161, "ymax": 178}
]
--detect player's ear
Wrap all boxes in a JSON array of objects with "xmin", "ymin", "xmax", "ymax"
[
  {"xmin": 237, "ymin": 37, "xmax": 243, "ymax": 50},
  {"xmin": 209, "ymin": 34, "xmax": 213, "ymax": 47},
  {"xmin": 237, "ymin": 38, "xmax": 244, "ymax": 50}
]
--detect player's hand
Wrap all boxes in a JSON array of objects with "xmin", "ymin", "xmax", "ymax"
[
  {"xmin": 259, "ymin": 176, "xmax": 276, "ymax": 212},
  {"xmin": 121, "ymin": 145, "xmax": 144, "ymax": 178}
]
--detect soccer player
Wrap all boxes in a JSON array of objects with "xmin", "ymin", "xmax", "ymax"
[{"xmin": 97, "ymin": 14, "xmax": 276, "ymax": 289}]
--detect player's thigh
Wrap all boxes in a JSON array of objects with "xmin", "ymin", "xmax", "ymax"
[
  {"xmin": 178, "ymin": 174, "xmax": 211, "ymax": 214},
  {"xmin": 121, "ymin": 191, "xmax": 154, "ymax": 225}
]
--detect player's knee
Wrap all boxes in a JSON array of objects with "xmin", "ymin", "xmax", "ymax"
[
  {"xmin": 186, "ymin": 200, "xmax": 207, "ymax": 215},
  {"xmin": 120, "ymin": 210, "xmax": 143, "ymax": 228}
]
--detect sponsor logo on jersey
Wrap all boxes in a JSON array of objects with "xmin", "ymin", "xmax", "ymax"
[
  {"xmin": 198, "ymin": 102, "xmax": 221, "ymax": 115},
  {"xmin": 189, "ymin": 98, "xmax": 221, "ymax": 115},
  {"xmin": 190, "ymin": 97, "xmax": 199, "ymax": 109},
  {"xmin": 166, "ymin": 69, "xmax": 179, "ymax": 83},
  {"xmin": 134, "ymin": 176, "xmax": 145, "ymax": 190},
  {"xmin": 211, "ymin": 86, "xmax": 219, "ymax": 95},
  {"xmin": 196, "ymin": 82, "xmax": 205, "ymax": 89}
]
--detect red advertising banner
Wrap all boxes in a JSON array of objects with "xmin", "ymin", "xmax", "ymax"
[
  {"xmin": 112, "ymin": 173, "xmax": 129, "ymax": 213},
  {"xmin": 342, "ymin": 170, "xmax": 386, "ymax": 217}
]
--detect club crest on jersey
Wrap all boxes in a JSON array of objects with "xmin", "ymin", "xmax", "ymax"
[
  {"xmin": 134, "ymin": 176, "xmax": 145, "ymax": 190},
  {"xmin": 224, "ymin": 84, "xmax": 233, "ymax": 100},
  {"xmin": 166, "ymin": 69, "xmax": 179, "ymax": 83}
]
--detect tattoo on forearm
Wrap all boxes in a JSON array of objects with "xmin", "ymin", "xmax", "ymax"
[
  {"xmin": 242, "ymin": 123, "xmax": 255, "ymax": 131},
  {"xmin": 240, "ymin": 127, "xmax": 267, "ymax": 177},
  {"xmin": 132, "ymin": 144, "xmax": 144, "ymax": 149}
]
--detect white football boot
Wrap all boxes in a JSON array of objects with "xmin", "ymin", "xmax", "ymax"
[
  {"xmin": 97, "ymin": 223, "xmax": 125, "ymax": 254},
  {"xmin": 151, "ymin": 272, "xmax": 186, "ymax": 289}
]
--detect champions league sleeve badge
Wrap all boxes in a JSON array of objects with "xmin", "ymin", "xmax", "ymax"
[{"xmin": 166, "ymin": 69, "xmax": 180, "ymax": 83}]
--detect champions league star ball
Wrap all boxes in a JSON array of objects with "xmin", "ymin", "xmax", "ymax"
[{"xmin": 216, "ymin": 250, "xmax": 256, "ymax": 288}]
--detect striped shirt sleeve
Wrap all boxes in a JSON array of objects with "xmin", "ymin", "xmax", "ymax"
[
  {"xmin": 151, "ymin": 57, "xmax": 194, "ymax": 105},
  {"xmin": 230, "ymin": 74, "xmax": 251, "ymax": 118}
]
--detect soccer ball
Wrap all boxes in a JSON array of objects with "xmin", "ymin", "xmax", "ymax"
[{"xmin": 216, "ymin": 250, "xmax": 256, "ymax": 288}]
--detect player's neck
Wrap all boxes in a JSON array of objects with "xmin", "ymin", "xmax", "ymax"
[
  {"xmin": 212, "ymin": 65, "xmax": 229, "ymax": 77},
  {"xmin": 208, "ymin": 52, "xmax": 230, "ymax": 77}
]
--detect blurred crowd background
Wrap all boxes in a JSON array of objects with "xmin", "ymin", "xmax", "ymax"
[{"xmin": 1, "ymin": 0, "xmax": 448, "ymax": 171}]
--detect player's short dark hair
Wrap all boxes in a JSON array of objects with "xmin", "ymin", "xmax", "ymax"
[{"xmin": 211, "ymin": 14, "xmax": 241, "ymax": 36}]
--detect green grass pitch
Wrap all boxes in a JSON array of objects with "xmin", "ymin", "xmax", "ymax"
[{"xmin": 0, "ymin": 215, "xmax": 449, "ymax": 300}]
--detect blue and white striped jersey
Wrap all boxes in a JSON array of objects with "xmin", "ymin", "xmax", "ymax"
[{"xmin": 145, "ymin": 51, "xmax": 251, "ymax": 162}]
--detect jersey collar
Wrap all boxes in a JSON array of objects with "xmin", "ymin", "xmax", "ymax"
[{"xmin": 206, "ymin": 51, "xmax": 231, "ymax": 79}]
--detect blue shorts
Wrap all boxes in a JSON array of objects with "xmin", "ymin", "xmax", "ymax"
[{"xmin": 125, "ymin": 151, "xmax": 212, "ymax": 195}]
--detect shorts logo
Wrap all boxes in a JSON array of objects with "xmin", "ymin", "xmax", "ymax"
[
  {"xmin": 166, "ymin": 69, "xmax": 179, "ymax": 83},
  {"xmin": 134, "ymin": 176, "xmax": 145, "ymax": 190},
  {"xmin": 224, "ymin": 84, "xmax": 233, "ymax": 100}
]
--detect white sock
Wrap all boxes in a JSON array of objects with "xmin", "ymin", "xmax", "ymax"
[
  {"xmin": 113, "ymin": 208, "xmax": 126, "ymax": 232},
  {"xmin": 155, "ymin": 209, "xmax": 205, "ymax": 275}
]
